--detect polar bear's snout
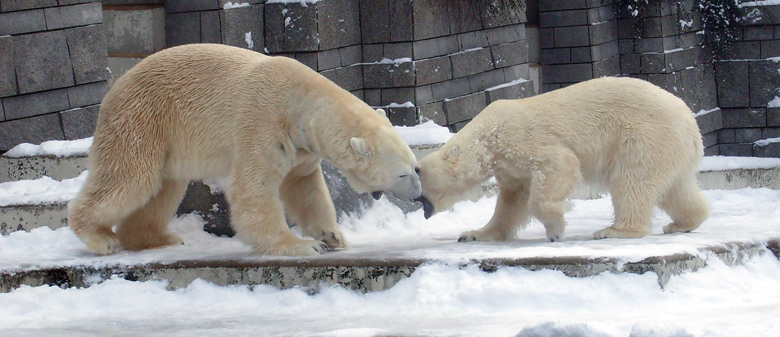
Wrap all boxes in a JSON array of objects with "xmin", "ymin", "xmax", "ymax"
[{"xmin": 386, "ymin": 171, "xmax": 422, "ymax": 202}]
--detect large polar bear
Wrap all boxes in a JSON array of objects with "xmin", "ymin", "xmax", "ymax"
[
  {"xmin": 68, "ymin": 44, "xmax": 422, "ymax": 256},
  {"xmin": 415, "ymin": 77, "xmax": 709, "ymax": 242}
]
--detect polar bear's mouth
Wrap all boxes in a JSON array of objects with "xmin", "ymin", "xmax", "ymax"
[{"xmin": 414, "ymin": 196, "xmax": 435, "ymax": 219}]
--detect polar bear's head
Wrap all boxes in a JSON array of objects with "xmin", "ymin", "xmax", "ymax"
[
  {"xmin": 337, "ymin": 110, "xmax": 422, "ymax": 202},
  {"xmin": 413, "ymin": 132, "xmax": 485, "ymax": 219}
]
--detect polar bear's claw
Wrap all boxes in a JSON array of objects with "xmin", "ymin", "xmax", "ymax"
[
  {"xmin": 317, "ymin": 230, "xmax": 348, "ymax": 250},
  {"xmin": 78, "ymin": 230, "xmax": 122, "ymax": 255}
]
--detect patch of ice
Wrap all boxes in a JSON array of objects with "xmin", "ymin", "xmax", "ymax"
[
  {"xmin": 223, "ymin": 2, "xmax": 250, "ymax": 9},
  {"xmin": 768, "ymin": 96, "xmax": 780, "ymax": 107},
  {"xmin": 0, "ymin": 171, "xmax": 88, "ymax": 206},
  {"xmin": 394, "ymin": 121, "xmax": 453, "ymax": 146}
]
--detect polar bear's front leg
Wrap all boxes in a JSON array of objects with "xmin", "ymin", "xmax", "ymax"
[
  {"xmin": 459, "ymin": 178, "xmax": 531, "ymax": 242},
  {"xmin": 280, "ymin": 165, "xmax": 347, "ymax": 250},
  {"xmin": 228, "ymin": 169, "xmax": 328, "ymax": 256}
]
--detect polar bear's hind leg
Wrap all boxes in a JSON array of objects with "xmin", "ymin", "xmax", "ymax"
[
  {"xmin": 116, "ymin": 179, "xmax": 188, "ymax": 251},
  {"xmin": 659, "ymin": 172, "xmax": 709, "ymax": 234}
]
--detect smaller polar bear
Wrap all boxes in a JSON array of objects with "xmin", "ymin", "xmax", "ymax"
[
  {"xmin": 415, "ymin": 77, "xmax": 709, "ymax": 242},
  {"xmin": 68, "ymin": 44, "xmax": 421, "ymax": 256}
]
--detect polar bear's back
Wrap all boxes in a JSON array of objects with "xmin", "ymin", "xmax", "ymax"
[{"xmin": 479, "ymin": 77, "xmax": 703, "ymax": 183}]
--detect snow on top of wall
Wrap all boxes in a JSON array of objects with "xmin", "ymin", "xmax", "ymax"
[
  {"xmin": 486, "ymin": 78, "xmax": 529, "ymax": 92},
  {"xmin": 223, "ymin": 2, "xmax": 250, "ymax": 9},
  {"xmin": 741, "ymin": 0, "xmax": 780, "ymax": 7},
  {"xmin": 699, "ymin": 155, "xmax": 780, "ymax": 171},
  {"xmin": 395, "ymin": 121, "xmax": 453, "ymax": 146},
  {"xmin": 0, "ymin": 171, "xmax": 87, "ymax": 206},
  {"xmin": 4, "ymin": 138, "xmax": 93, "ymax": 158},
  {"xmin": 768, "ymin": 96, "xmax": 780, "ymax": 108},
  {"xmin": 266, "ymin": 0, "xmax": 322, "ymax": 6}
]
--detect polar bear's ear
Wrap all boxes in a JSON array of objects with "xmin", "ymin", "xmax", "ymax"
[
  {"xmin": 350, "ymin": 137, "xmax": 371, "ymax": 157},
  {"xmin": 376, "ymin": 109, "xmax": 386, "ymax": 117}
]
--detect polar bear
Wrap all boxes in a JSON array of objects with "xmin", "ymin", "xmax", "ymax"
[
  {"xmin": 415, "ymin": 77, "xmax": 709, "ymax": 242},
  {"xmin": 68, "ymin": 43, "xmax": 421, "ymax": 256}
]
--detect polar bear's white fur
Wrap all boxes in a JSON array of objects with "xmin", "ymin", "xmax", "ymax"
[
  {"xmin": 68, "ymin": 44, "xmax": 421, "ymax": 256},
  {"xmin": 415, "ymin": 77, "xmax": 709, "ymax": 242}
]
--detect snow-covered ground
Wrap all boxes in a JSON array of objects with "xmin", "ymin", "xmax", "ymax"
[{"xmin": 2, "ymin": 187, "xmax": 780, "ymax": 336}]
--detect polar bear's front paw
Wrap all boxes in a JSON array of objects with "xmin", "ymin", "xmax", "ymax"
[
  {"xmin": 317, "ymin": 230, "xmax": 348, "ymax": 250},
  {"xmin": 78, "ymin": 229, "xmax": 122, "ymax": 255},
  {"xmin": 662, "ymin": 222, "xmax": 695, "ymax": 234},
  {"xmin": 593, "ymin": 226, "xmax": 649, "ymax": 239},
  {"xmin": 458, "ymin": 228, "xmax": 508, "ymax": 242}
]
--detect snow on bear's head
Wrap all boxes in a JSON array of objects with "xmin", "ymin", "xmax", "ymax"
[{"xmin": 337, "ymin": 109, "xmax": 422, "ymax": 202}]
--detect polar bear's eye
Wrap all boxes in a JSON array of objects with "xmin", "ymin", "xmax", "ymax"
[{"xmin": 399, "ymin": 174, "xmax": 409, "ymax": 178}]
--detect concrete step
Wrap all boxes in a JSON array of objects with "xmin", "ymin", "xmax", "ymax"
[{"xmin": 2, "ymin": 238, "xmax": 777, "ymax": 293}]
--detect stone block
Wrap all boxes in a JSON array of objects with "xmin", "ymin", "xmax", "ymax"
[
  {"xmin": 380, "ymin": 87, "xmax": 414, "ymax": 106},
  {"xmin": 486, "ymin": 24, "xmax": 526, "ymax": 46},
  {"xmin": 587, "ymin": 5, "xmax": 616, "ymax": 23},
  {"xmin": 444, "ymin": 91, "xmax": 487, "ymax": 124},
  {"xmin": 320, "ymin": 64, "xmax": 363, "ymax": 91},
  {"xmin": 634, "ymin": 37, "xmax": 663, "ymax": 54},
  {"xmin": 264, "ymin": 2, "xmax": 318, "ymax": 52},
  {"xmin": 491, "ymin": 40, "xmax": 528, "ymax": 68},
  {"xmin": 554, "ymin": 25, "xmax": 590, "ymax": 48},
  {"xmin": 761, "ymin": 40, "xmax": 780, "ymax": 59},
  {"xmin": 200, "ymin": 11, "xmax": 221, "ymax": 44},
  {"xmin": 620, "ymin": 54, "xmax": 641, "ymax": 75},
  {"xmin": 539, "ymin": 0, "xmax": 587, "ymax": 12},
  {"xmin": 739, "ymin": 4, "xmax": 780, "ymax": 26},
  {"xmin": 721, "ymin": 108, "xmax": 766, "ymax": 128},
  {"xmin": 486, "ymin": 79, "xmax": 532, "ymax": 103},
  {"xmin": 663, "ymin": 32, "xmax": 703, "ymax": 51},
  {"xmin": 67, "ymin": 81, "xmax": 108, "ymax": 108},
  {"xmin": 469, "ymin": 68, "xmax": 507, "ymax": 92},
  {"xmin": 0, "ymin": 9, "xmax": 46, "ymax": 35},
  {"xmin": 166, "ymin": 12, "xmax": 200, "ymax": 47},
  {"xmin": 665, "ymin": 47, "xmax": 706, "ymax": 73},
  {"xmin": 541, "ymin": 83, "xmax": 561, "ymax": 93},
  {"xmin": 415, "ymin": 85, "xmax": 433, "ymax": 105},
  {"xmin": 449, "ymin": 1, "xmax": 483, "ymax": 35},
  {"xmin": 768, "ymin": 108, "xmax": 780, "ymax": 127},
  {"xmin": 412, "ymin": 0, "xmax": 450, "ymax": 40},
  {"xmin": 0, "ymin": 0, "xmax": 56, "ymax": 12},
  {"xmin": 570, "ymin": 47, "xmax": 591, "ymax": 63},
  {"xmin": 362, "ymin": 44, "xmax": 383, "ymax": 63},
  {"xmin": 389, "ymin": 0, "xmax": 413, "ymax": 41},
  {"xmin": 715, "ymin": 61, "xmax": 749, "ymax": 108},
  {"xmin": 319, "ymin": 0, "xmax": 360, "ymax": 50},
  {"xmin": 0, "ymin": 113, "xmax": 65, "ymax": 151},
  {"xmin": 13, "ymin": 31, "xmax": 74, "ymax": 94},
  {"xmin": 718, "ymin": 129, "xmax": 735, "ymax": 144},
  {"xmin": 359, "ymin": 0, "xmax": 390, "ymax": 43},
  {"xmin": 719, "ymin": 143, "xmax": 753, "ymax": 157},
  {"xmin": 754, "ymin": 142, "xmax": 780, "ymax": 158},
  {"xmin": 292, "ymin": 52, "xmax": 318, "ymax": 71},
  {"xmin": 735, "ymin": 128, "xmax": 764, "ymax": 143},
  {"xmin": 682, "ymin": 64, "xmax": 718, "ymax": 113},
  {"xmin": 339, "ymin": 45, "xmax": 362, "ymax": 66},
  {"xmin": 2, "ymin": 89, "xmax": 69, "ymax": 120},
  {"xmin": 318, "ymin": 48, "xmax": 341, "ymax": 71},
  {"xmin": 591, "ymin": 40, "xmax": 619, "ymax": 62},
  {"xmin": 44, "ymin": 2, "xmax": 102, "ymax": 30},
  {"xmin": 350, "ymin": 89, "xmax": 364, "ymax": 101},
  {"xmin": 702, "ymin": 129, "xmax": 718, "ymax": 148},
  {"xmin": 0, "ymin": 37, "xmax": 16, "ymax": 98},
  {"xmin": 543, "ymin": 63, "xmax": 593, "ymax": 84},
  {"xmin": 387, "ymin": 106, "xmax": 417, "ymax": 127},
  {"xmin": 764, "ymin": 127, "xmax": 780, "ymax": 138},
  {"xmin": 719, "ymin": 41, "xmax": 760, "ymax": 60},
  {"xmin": 104, "ymin": 7, "xmax": 165, "ymax": 54},
  {"xmin": 589, "ymin": 20, "xmax": 617, "ymax": 46},
  {"xmin": 744, "ymin": 26, "xmax": 774, "ymax": 40},
  {"xmin": 415, "ymin": 56, "xmax": 451, "ymax": 86},
  {"xmin": 703, "ymin": 145, "xmax": 719, "ymax": 156},
  {"xmin": 503, "ymin": 64, "xmax": 530, "ymax": 82},
  {"xmin": 480, "ymin": 0, "xmax": 526, "ymax": 28},
  {"xmin": 413, "ymin": 35, "xmax": 458, "ymax": 59},
  {"xmin": 458, "ymin": 30, "xmax": 489, "ymax": 50},
  {"xmin": 221, "ymin": 4, "xmax": 264, "ymax": 52},
  {"xmin": 450, "ymin": 48, "xmax": 494, "ymax": 78},
  {"xmin": 418, "ymin": 102, "xmax": 446, "ymax": 126},
  {"xmin": 364, "ymin": 89, "xmax": 381, "ymax": 106},
  {"xmin": 65, "ymin": 25, "xmax": 109, "ymax": 85},
  {"xmin": 539, "ymin": 28, "xmax": 554, "ymax": 49},
  {"xmin": 165, "ymin": 0, "xmax": 219, "ymax": 13},
  {"xmin": 749, "ymin": 60, "xmax": 780, "ymax": 108},
  {"xmin": 541, "ymin": 48, "xmax": 571, "ymax": 65},
  {"xmin": 640, "ymin": 53, "xmax": 665, "ymax": 74},
  {"xmin": 431, "ymin": 77, "xmax": 470, "ymax": 102},
  {"xmin": 383, "ymin": 42, "xmax": 413, "ymax": 59},
  {"xmin": 592, "ymin": 56, "xmax": 620, "ymax": 78},
  {"xmin": 362, "ymin": 61, "xmax": 414, "ymax": 88},
  {"xmin": 60, "ymin": 104, "xmax": 99, "ymax": 140},
  {"xmin": 540, "ymin": 9, "xmax": 588, "ymax": 28}
]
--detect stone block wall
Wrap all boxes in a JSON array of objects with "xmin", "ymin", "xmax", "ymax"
[
  {"xmin": 715, "ymin": 3, "xmax": 780, "ymax": 157},
  {"xmin": 0, "ymin": 0, "xmax": 109, "ymax": 151},
  {"xmin": 163, "ymin": 0, "xmax": 534, "ymax": 132}
]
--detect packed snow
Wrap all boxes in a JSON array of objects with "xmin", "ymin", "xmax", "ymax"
[{"xmin": 2, "ymin": 188, "xmax": 780, "ymax": 336}]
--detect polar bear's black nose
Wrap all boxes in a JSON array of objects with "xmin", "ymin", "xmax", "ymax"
[
  {"xmin": 415, "ymin": 167, "xmax": 420, "ymax": 174},
  {"xmin": 414, "ymin": 196, "xmax": 435, "ymax": 219},
  {"xmin": 371, "ymin": 191, "xmax": 383, "ymax": 200}
]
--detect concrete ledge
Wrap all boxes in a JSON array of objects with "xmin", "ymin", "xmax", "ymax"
[{"xmin": 1, "ymin": 239, "xmax": 776, "ymax": 293}]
